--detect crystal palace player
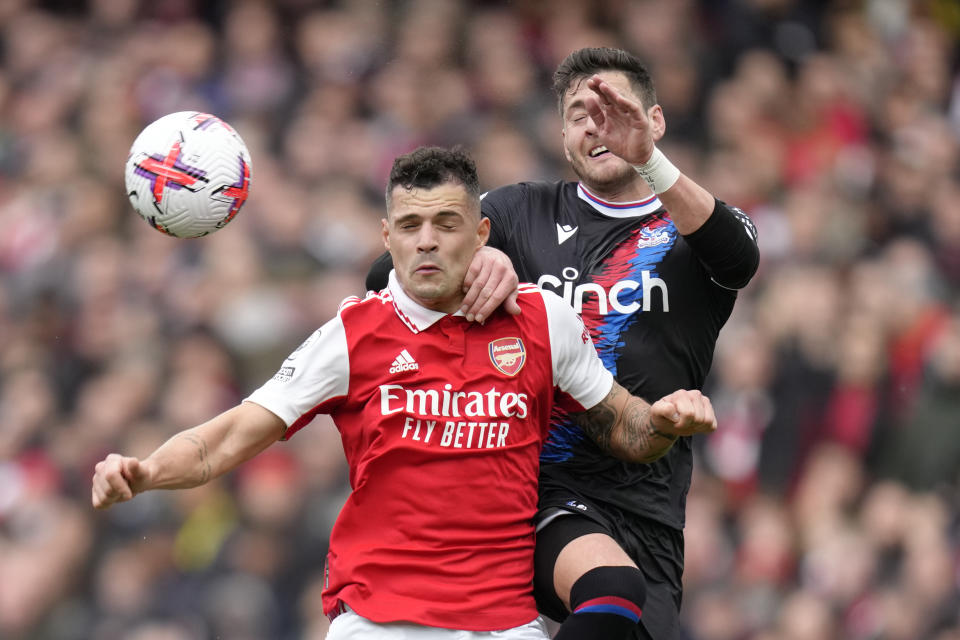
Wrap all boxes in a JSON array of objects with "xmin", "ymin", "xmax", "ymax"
[
  {"xmin": 367, "ymin": 49, "xmax": 760, "ymax": 639},
  {"xmin": 92, "ymin": 147, "xmax": 717, "ymax": 640}
]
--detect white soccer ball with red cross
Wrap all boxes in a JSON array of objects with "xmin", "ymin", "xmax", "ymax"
[{"xmin": 124, "ymin": 111, "xmax": 252, "ymax": 238}]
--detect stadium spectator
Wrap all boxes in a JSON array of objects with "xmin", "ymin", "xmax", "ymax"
[{"xmin": 0, "ymin": 2, "xmax": 958, "ymax": 638}]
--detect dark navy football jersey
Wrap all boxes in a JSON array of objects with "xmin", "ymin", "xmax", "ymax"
[{"xmin": 482, "ymin": 180, "xmax": 759, "ymax": 529}]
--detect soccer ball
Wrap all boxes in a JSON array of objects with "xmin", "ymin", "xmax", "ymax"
[{"xmin": 124, "ymin": 111, "xmax": 252, "ymax": 238}]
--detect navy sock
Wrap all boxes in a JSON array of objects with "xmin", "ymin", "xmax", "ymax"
[{"xmin": 552, "ymin": 565, "xmax": 646, "ymax": 640}]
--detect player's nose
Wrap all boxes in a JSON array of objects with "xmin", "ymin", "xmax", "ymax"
[
  {"xmin": 582, "ymin": 106, "xmax": 598, "ymax": 134},
  {"xmin": 416, "ymin": 225, "xmax": 439, "ymax": 252}
]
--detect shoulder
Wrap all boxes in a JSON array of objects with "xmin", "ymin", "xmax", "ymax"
[
  {"xmin": 489, "ymin": 283, "xmax": 551, "ymax": 324},
  {"xmin": 337, "ymin": 289, "xmax": 393, "ymax": 321},
  {"xmin": 506, "ymin": 283, "xmax": 544, "ymax": 310},
  {"xmin": 536, "ymin": 287, "xmax": 579, "ymax": 322},
  {"xmin": 481, "ymin": 180, "xmax": 570, "ymax": 212},
  {"xmin": 517, "ymin": 285, "xmax": 577, "ymax": 322}
]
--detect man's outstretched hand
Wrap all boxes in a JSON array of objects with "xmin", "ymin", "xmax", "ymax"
[
  {"xmin": 460, "ymin": 246, "xmax": 521, "ymax": 322},
  {"xmin": 584, "ymin": 74, "xmax": 663, "ymax": 166}
]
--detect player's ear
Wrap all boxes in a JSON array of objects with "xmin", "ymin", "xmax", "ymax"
[
  {"xmin": 561, "ymin": 128, "xmax": 573, "ymax": 163},
  {"xmin": 476, "ymin": 216, "xmax": 490, "ymax": 248},
  {"xmin": 381, "ymin": 218, "xmax": 390, "ymax": 251},
  {"xmin": 648, "ymin": 104, "xmax": 666, "ymax": 142}
]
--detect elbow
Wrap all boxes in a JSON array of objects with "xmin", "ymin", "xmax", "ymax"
[
  {"xmin": 715, "ymin": 250, "xmax": 760, "ymax": 290},
  {"xmin": 741, "ymin": 249, "xmax": 761, "ymax": 286}
]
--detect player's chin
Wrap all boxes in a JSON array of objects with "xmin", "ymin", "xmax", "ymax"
[
  {"xmin": 584, "ymin": 167, "xmax": 635, "ymax": 191},
  {"xmin": 409, "ymin": 280, "xmax": 449, "ymax": 300},
  {"xmin": 592, "ymin": 153, "xmax": 632, "ymax": 173},
  {"xmin": 575, "ymin": 156, "xmax": 628, "ymax": 180}
]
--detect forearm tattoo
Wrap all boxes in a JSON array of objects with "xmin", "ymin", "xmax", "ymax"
[
  {"xmin": 576, "ymin": 396, "xmax": 618, "ymax": 453},
  {"xmin": 180, "ymin": 433, "xmax": 212, "ymax": 484},
  {"xmin": 575, "ymin": 386, "xmax": 677, "ymax": 462}
]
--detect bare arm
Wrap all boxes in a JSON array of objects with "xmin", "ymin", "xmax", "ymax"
[
  {"xmin": 92, "ymin": 401, "xmax": 286, "ymax": 509},
  {"xmin": 572, "ymin": 383, "xmax": 716, "ymax": 463},
  {"xmin": 653, "ymin": 174, "xmax": 716, "ymax": 235}
]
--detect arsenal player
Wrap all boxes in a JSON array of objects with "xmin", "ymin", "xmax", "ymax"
[{"xmin": 91, "ymin": 146, "xmax": 717, "ymax": 640}]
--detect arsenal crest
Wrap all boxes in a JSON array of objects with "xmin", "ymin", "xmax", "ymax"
[{"xmin": 489, "ymin": 337, "xmax": 526, "ymax": 376}]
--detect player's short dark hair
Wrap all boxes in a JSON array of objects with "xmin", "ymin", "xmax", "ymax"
[
  {"xmin": 386, "ymin": 146, "xmax": 480, "ymax": 211},
  {"xmin": 553, "ymin": 47, "xmax": 657, "ymax": 115}
]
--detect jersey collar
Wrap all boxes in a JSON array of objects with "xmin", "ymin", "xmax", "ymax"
[
  {"xmin": 388, "ymin": 270, "xmax": 465, "ymax": 334},
  {"xmin": 577, "ymin": 183, "xmax": 663, "ymax": 218}
]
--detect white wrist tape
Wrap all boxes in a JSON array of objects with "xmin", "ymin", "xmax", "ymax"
[{"xmin": 632, "ymin": 147, "xmax": 680, "ymax": 194}]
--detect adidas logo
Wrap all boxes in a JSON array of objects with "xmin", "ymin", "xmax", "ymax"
[{"xmin": 389, "ymin": 349, "xmax": 419, "ymax": 374}]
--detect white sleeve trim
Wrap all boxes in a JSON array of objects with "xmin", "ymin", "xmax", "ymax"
[
  {"xmin": 541, "ymin": 289, "xmax": 613, "ymax": 410},
  {"xmin": 710, "ymin": 277, "xmax": 742, "ymax": 291}
]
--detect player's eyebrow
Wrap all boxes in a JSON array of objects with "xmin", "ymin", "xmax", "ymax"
[
  {"xmin": 392, "ymin": 212, "xmax": 422, "ymax": 224},
  {"xmin": 393, "ymin": 210, "xmax": 464, "ymax": 224},
  {"xmin": 564, "ymin": 97, "xmax": 587, "ymax": 116}
]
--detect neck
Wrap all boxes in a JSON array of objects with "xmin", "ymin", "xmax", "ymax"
[
  {"xmin": 409, "ymin": 292, "xmax": 464, "ymax": 315},
  {"xmin": 581, "ymin": 177, "xmax": 654, "ymax": 203}
]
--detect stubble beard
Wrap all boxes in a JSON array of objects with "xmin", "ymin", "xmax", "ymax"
[
  {"xmin": 407, "ymin": 271, "xmax": 462, "ymax": 310},
  {"xmin": 569, "ymin": 154, "xmax": 638, "ymax": 196},
  {"xmin": 410, "ymin": 277, "xmax": 448, "ymax": 301}
]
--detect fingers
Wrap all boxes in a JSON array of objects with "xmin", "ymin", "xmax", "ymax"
[
  {"xmin": 91, "ymin": 473, "xmax": 119, "ymax": 510},
  {"xmin": 671, "ymin": 390, "xmax": 711, "ymax": 433},
  {"xmin": 91, "ymin": 453, "xmax": 136, "ymax": 509},
  {"xmin": 586, "ymin": 75, "xmax": 611, "ymax": 103},
  {"xmin": 701, "ymin": 395, "xmax": 716, "ymax": 432},
  {"xmin": 584, "ymin": 94, "xmax": 607, "ymax": 128},
  {"xmin": 657, "ymin": 390, "xmax": 717, "ymax": 436},
  {"xmin": 671, "ymin": 391, "xmax": 699, "ymax": 426},
  {"xmin": 471, "ymin": 271, "xmax": 520, "ymax": 322},
  {"xmin": 504, "ymin": 290, "xmax": 522, "ymax": 316},
  {"xmin": 650, "ymin": 398, "xmax": 679, "ymax": 426},
  {"xmin": 122, "ymin": 457, "xmax": 149, "ymax": 493},
  {"xmin": 121, "ymin": 456, "xmax": 139, "ymax": 481},
  {"xmin": 460, "ymin": 256, "xmax": 494, "ymax": 320},
  {"xmin": 587, "ymin": 75, "xmax": 642, "ymax": 116},
  {"xmin": 587, "ymin": 76, "xmax": 617, "ymax": 109},
  {"xmin": 585, "ymin": 75, "xmax": 647, "ymax": 147},
  {"xmin": 461, "ymin": 249, "xmax": 486, "ymax": 291},
  {"xmin": 459, "ymin": 248, "xmax": 520, "ymax": 322}
]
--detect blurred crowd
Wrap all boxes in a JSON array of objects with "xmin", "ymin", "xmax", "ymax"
[{"xmin": 1, "ymin": 0, "xmax": 959, "ymax": 638}]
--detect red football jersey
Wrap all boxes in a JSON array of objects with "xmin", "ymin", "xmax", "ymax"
[{"xmin": 246, "ymin": 272, "xmax": 613, "ymax": 631}]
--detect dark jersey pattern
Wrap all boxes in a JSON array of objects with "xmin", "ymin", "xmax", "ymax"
[{"xmin": 482, "ymin": 181, "xmax": 759, "ymax": 530}]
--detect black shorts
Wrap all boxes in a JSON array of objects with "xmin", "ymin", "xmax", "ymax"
[{"xmin": 534, "ymin": 489, "xmax": 684, "ymax": 640}]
